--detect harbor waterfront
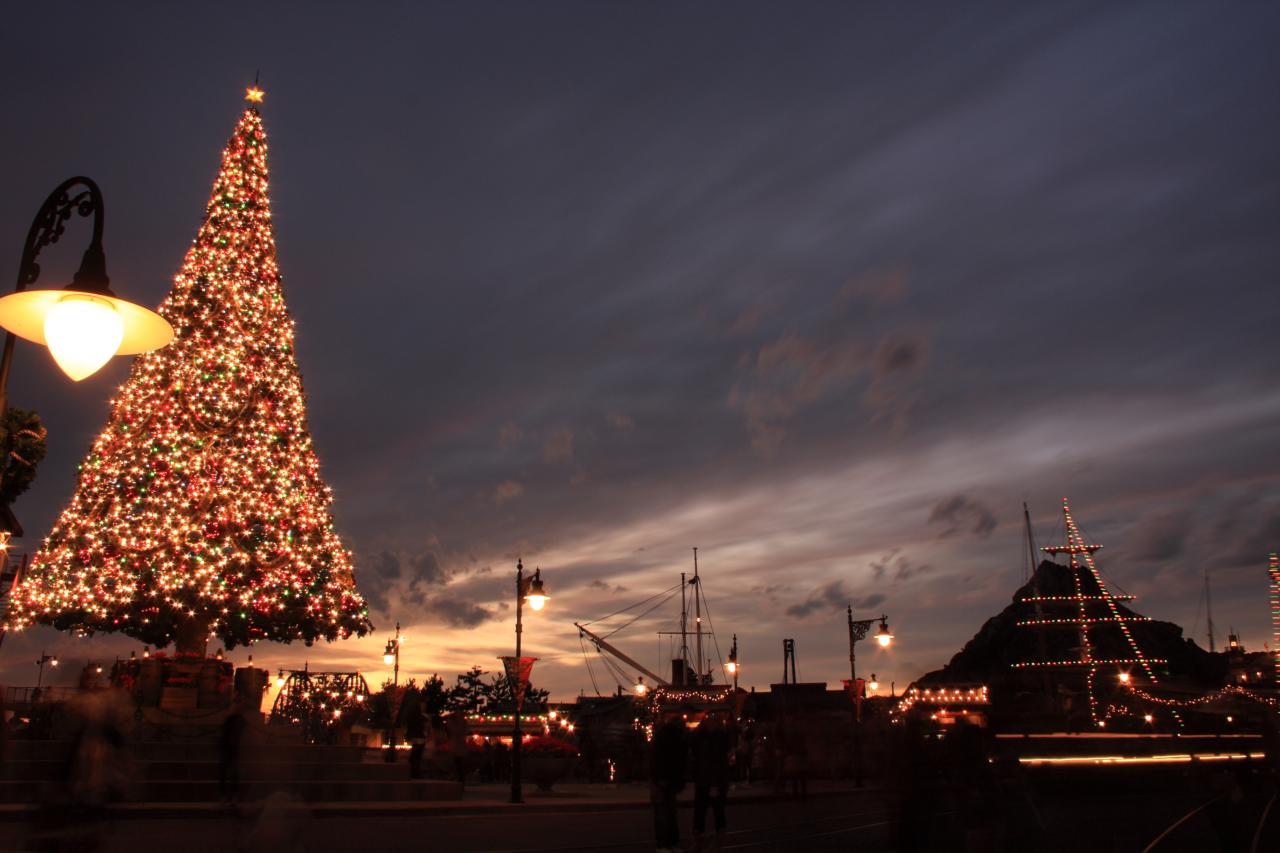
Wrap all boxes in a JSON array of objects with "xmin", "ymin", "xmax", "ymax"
[{"xmin": 4, "ymin": 3, "xmax": 1280, "ymax": 850}]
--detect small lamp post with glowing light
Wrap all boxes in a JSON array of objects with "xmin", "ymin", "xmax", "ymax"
[
  {"xmin": 511, "ymin": 558, "xmax": 548, "ymax": 804},
  {"xmin": 635, "ymin": 677, "xmax": 648, "ymax": 697},
  {"xmin": 725, "ymin": 634, "xmax": 740, "ymax": 693},
  {"xmin": 34, "ymin": 650, "xmax": 58, "ymax": 697},
  {"xmin": 381, "ymin": 623, "xmax": 403, "ymax": 759},
  {"xmin": 383, "ymin": 622, "xmax": 402, "ymax": 687},
  {"xmin": 847, "ymin": 609, "xmax": 893, "ymax": 788},
  {"xmin": 0, "ymin": 177, "xmax": 172, "ymax": 545}
]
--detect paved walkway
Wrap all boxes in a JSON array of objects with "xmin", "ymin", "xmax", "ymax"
[{"xmin": 0, "ymin": 780, "xmax": 874, "ymax": 820}]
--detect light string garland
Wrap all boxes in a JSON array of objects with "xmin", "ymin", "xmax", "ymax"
[
  {"xmin": 1013, "ymin": 499, "xmax": 1174, "ymax": 726},
  {"xmin": 1121, "ymin": 683, "xmax": 1279, "ymax": 710},
  {"xmin": 894, "ymin": 685, "xmax": 989, "ymax": 716},
  {"xmin": 1269, "ymin": 553, "xmax": 1279, "ymax": 685},
  {"xmin": 4, "ymin": 94, "xmax": 371, "ymax": 648}
]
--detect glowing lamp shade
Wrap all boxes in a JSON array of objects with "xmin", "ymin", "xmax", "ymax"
[
  {"xmin": 43, "ymin": 294, "xmax": 124, "ymax": 381},
  {"xmin": 383, "ymin": 652, "xmax": 395, "ymax": 665},
  {"xmin": 525, "ymin": 574, "xmax": 548, "ymax": 611},
  {"xmin": 875, "ymin": 620, "xmax": 894, "ymax": 648},
  {"xmin": 0, "ymin": 287, "xmax": 172, "ymax": 381},
  {"xmin": 725, "ymin": 660, "xmax": 738, "ymax": 675}
]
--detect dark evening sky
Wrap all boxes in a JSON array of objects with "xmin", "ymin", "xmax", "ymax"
[{"xmin": 3, "ymin": 2, "xmax": 1279, "ymax": 698}]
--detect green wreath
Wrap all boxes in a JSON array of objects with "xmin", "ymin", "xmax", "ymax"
[{"xmin": 0, "ymin": 407, "xmax": 48, "ymax": 507}]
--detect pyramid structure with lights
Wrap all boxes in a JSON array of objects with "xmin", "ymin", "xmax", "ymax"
[
  {"xmin": 4, "ymin": 89, "xmax": 371, "ymax": 650},
  {"xmin": 919, "ymin": 500, "xmax": 1224, "ymax": 726}
]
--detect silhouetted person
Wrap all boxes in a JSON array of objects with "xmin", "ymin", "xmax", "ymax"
[
  {"xmin": 691, "ymin": 710, "xmax": 732, "ymax": 851},
  {"xmin": 447, "ymin": 711, "xmax": 468, "ymax": 785},
  {"xmin": 218, "ymin": 701, "xmax": 248, "ymax": 802},
  {"xmin": 479, "ymin": 738, "xmax": 494, "ymax": 782},
  {"xmin": 944, "ymin": 717, "xmax": 996, "ymax": 850},
  {"xmin": 405, "ymin": 698, "xmax": 427, "ymax": 779},
  {"xmin": 890, "ymin": 716, "xmax": 942, "ymax": 852},
  {"xmin": 493, "ymin": 739, "xmax": 511, "ymax": 782},
  {"xmin": 737, "ymin": 724, "xmax": 756, "ymax": 786},
  {"xmin": 0, "ymin": 685, "xmax": 7, "ymax": 770},
  {"xmin": 774, "ymin": 717, "xmax": 806, "ymax": 800},
  {"xmin": 650, "ymin": 712, "xmax": 689, "ymax": 853}
]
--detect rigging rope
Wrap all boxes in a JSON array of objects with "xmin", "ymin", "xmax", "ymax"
[
  {"xmin": 596, "ymin": 646, "xmax": 632, "ymax": 690},
  {"xmin": 579, "ymin": 633, "xmax": 602, "ymax": 697},
  {"xmin": 580, "ymin": 581, "xmax": 683, "ymax": 627},
  {"xmin": 699, "ymin": 586, "xmax": 726, "ymax": 682},
  {"xmin": 602, "ymin": 586, "xmax": 681, "ymax": 640}
]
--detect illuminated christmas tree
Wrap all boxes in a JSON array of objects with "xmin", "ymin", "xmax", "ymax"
[{"xmin": 4, "ymin": 88, "xmax": 371, "ymax": 650}]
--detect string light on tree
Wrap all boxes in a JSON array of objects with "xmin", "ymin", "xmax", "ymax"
[{"xmin": 3, "ymin": 86, "xmax": 371, "ymax": 650}]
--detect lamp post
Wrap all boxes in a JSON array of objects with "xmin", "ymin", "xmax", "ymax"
[
  {"xmin": 511, "ymin": 558, "xmax": 547, "ymax": 804},
  {"xmin": 0, "ymin": 176, "xmax": 173, "ymax": 400},
  {"xmin": 383, "ymin": 622, "xmax": 402, "ymax": 686},
  {"xmin": 847, "ymin": 608, "xmax": 892, "ymax": 788},
  {"xmin": 725, "ymin": 634, "xmax": 739, "ymax": 692},
  {"xmin": 34, "ymin": 650, "xmax": 57, "ymax": 697},
  {"xmin": 381, "ymin": 623, "xmax": 402, "ymax": 759},
  {"xmin": 0, "ymin": 177, "xmax": 172, "ymax": 588}
]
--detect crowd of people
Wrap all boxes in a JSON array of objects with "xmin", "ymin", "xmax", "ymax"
[{"xmin": 647, "ymin": 707, "xmax": 798, "ymax": 853}]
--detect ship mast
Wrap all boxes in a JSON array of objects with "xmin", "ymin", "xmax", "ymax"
[
  {"xmin": 680, "ymin": 571, "xmax": 689, "ymax": 685},
  {"xmin": 693, "ymin": 547, "xmax": 704, "ymax": 685},
  {"xmin": 1204, "ymin": 568, "xmax": 1215, "ymax": 653},
  {"xmin": 1017, "ymin": 498, "xmax": 1170, "ymax": 725}
]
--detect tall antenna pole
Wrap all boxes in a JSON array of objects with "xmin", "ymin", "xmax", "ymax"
[
  {"xmin": 1024, "ymin": 503, "xmax": 1051, "ymax": 672},
  {"xmin": 680, "ymin": 571, "xmax": 689, "ymax": 685},
  {"xmin": 1204, "ymin": 568, "xmax": 1215, "ymax": 653},
  {"xmin": 1023, "ymin": 503, "xmax": 1039, "ymax": 585},
  {"xmin": 693, "ymin": 547, "xmax": 703, "ymax": 685}
]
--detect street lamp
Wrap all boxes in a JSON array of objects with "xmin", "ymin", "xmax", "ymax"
[
  {"xmin": 511, "ymin": 558, "xmax": 548, "ymax": 804},
  {"xmin": 383, "ymin": 622, "xmax": 402, "ymax": 682},
  {"xmin": 847, "ymin": 608, "xmax": 893, "ymax": 788},
  {"xmin": 869, "ymin": 674, "xmax": 879, "ymax": 694},
  {"xmin": 525, "ymin": 572, "xmax": 547, "ymax": 611},
  {"xmin": 875, "ymin": 618, "xmax": 893, "ymax": 648},
  {"xmin": 0, "ymin": 177, "xmax": 172, "ymax": 391},
  {"xmin": 0, "ymin": 177, "xmax": 172, "ymax": 577},
  {"xmin": 34, "ymin": 650, "xmax": 58, "ymax": 696},
  {"xmin": 635, "ymin": 677, "xmax": 648, "ymax": 697},
  {"xmin": 381, "ymin": 622, "xmax": 403, "ymax": 760},
  {"xmin": 725, "ymin": 634, "xmax": 740, "ymax": 692}
]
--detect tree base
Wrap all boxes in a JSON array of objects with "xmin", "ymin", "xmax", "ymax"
[{"xmin": 174, "ymin": 616, "xmax": 213, "ymax": 657}]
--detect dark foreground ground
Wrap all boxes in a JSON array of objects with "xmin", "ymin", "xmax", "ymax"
[{"xmin": 0, "ymin": 771, "xmax": 1275, "ymax": 853}]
